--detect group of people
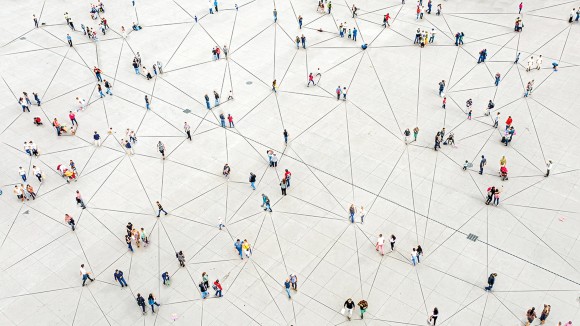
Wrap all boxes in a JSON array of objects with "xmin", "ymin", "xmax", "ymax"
[{"xmin": 125, "ymin": 222, "xmax": 149, "ymax": 252}]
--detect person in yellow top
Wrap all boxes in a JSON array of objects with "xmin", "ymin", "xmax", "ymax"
[
  {"xmin": 242, "ymin": 239, "xmax": 252, "ymax": 258},
  {"xmin": 500, "ymin": 156, "xmax": 507, "ymax": 167}
]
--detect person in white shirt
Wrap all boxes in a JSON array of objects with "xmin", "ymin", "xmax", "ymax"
[
  {"xmin": 359, "ymin": 206, "xmax": 365, "ymax": 224},
  {"xmin": 80, "ymin": 264, "xmax": 95, "ymax": 286},
  {"xmin": 18, "ymin": 167, "xmax": 27, "ymax": 182},
  {"xmin": 535, "ymin": 55, "xmax": 542, "ymax": 70},
  {"xmin": 33, "ymin": 165, "xmax": 43, "ymax": 182},
  {"xmin": 375, "ymin": 234, "xmax": 385, "ymax": 255},
  {"xmin": 24, "ymin": 142, "xmax": 31, "ymax": 156},
  {"xmin": 526, "ymin": 56, "xmax": 533, "ymax": 72},
  {"xmin": 29, "ymin": 141, "xmax": 39, "ymax": 156}
]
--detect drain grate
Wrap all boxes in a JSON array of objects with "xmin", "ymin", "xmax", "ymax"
[{"xmin": 467, "ymin": 233, "xmax": 478, "ymax": 242}]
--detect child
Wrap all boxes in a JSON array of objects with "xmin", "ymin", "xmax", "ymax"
[{"xmin": 467, "ymin": 110, "xmax": 472, "ymax": 120}]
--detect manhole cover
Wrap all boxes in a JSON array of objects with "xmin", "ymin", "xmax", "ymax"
[
  {"xmin": 183, "ymin": 109, "xmax": 191, "ymax": 113},
  {"xmin": 466, "ymin": 233, "xmax": 478, "ymax": 242},
  {"xmin": 20, "ymin": 37, "xmax": 26, "ymax": 40},
  {"xmin": 246, "ymin": 81, "xmax": 253, "ymax": 85}
]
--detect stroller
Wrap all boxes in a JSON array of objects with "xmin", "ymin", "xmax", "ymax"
[
  {"xmin": 499, "ymin": 166, "xmax": 508, "ymax": 181},
  {"xmin": 33, "ymin": 117, "xmax": 43, "ymax": 126}
]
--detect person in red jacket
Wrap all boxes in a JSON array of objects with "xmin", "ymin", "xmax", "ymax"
[
  {"xmin": 213, "ymin": 279, "xmax": 223, "ymax": 297},
  {"xmin": 307, "ymin": 73, "xmax": 315, "ymax": 87},
  {"xmin": 505, "ymin": 116, "xmax": 513, "ymax": 130}
]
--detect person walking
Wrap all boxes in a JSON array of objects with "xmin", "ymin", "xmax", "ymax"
[
  {"xmin": 545, "ymin": 160, "xmax": 553, "ymax": 177},
  {"xmin": 227, "ymin": 114, "xmax": 234, "ymax": 127},
  {"xmin": 438, "ymin": 80, "xmax": 445, "ymax": 96},
  {"xmin": 411, "ymin": 248, "xmax": 418, "ymax": 266},
  {"xmin": 484, "ymin": 273, "xmax": 497, "ymax": 291},
  {"xmin": 428, "ymin": 307, "xmax": 439, "ymax": 325},
  {"xmin": 343, "ymin": 298, "xmax": 355, "ymax": 321},
  {"xmin": 176, "ymin": 250, "xmax": 186, "ymax": 267},
  {"xmin": 307, "ymin": 73, "xmax": 315, "ymax": 86},
  {"xmin": 75, "ymin": 190, "xmax": 86, "ymax": 209},
  {"xmin": 493, "ymin": 187, "xmax": 501, "ymax": 206},
  {"xmin": 404, "ymin": 128, "xmax": 411, "ymax": 144},
  {"xmin": 390, "ymin": 234, "xmax": 396, "ymax": 250},
  {"xmin": 148, "ymin": 294, "xmax": 161, "ymax": 313},
  {"xmin": 157, "ymin": 141, "xmax": 165, "ymax": 159},
  {"xmin": 219, "ymin": 113, "xmax": 226, "ymax": 127},
  {"xmin": 80, "ymin": 264, "xmax": 95, "ymax": 286},
  {"xmin": 358, "ymin": 300, "xmax": 368, "ymax": 319},
  {"xmin": 284, "ymin": 278, "xmax": 292, "ymax": 298},
  {"xmin": 519, "ymin": 2, "xmax": 523, "ymax": 14},
  {"xmin": 234, "ymin": 239, "xmax": 243, "ymax": 259},
  {"xmin": 67, "ymin": 34, "xmax": 73, "ymax": 46},
  {"xmin": 413, "ymin": 127, "xmax": 419, "ymax": 142},
  {"xmin": 242, "ymin": 239, "xmax": 252, "ymax": 258},
  {"xmin": 479, "ymin": 155, "xmax": 487, "ymax": 175},
  {"xmin": 184, "ymin": 122, "xmax": 191, "ymax": 140},
  {"xmin": 114, "ymin": 269, "xmax": 128, "ymax": 287},
  {"xmin": 136, "ymin": 294, "xmax": 147, "ymax": 315},
  {"xmin": 376, "ymin": 234, "xmax": 385, "ymax": 255},
  {"xmin": 249, "ymin": 172, "xmax": 256, "ymax": 190},
  {"xmin": 526, "ymin": 307, "xmax": 537, "ymax": 326},
  {"xmin": 200, "ymin": 281, "xmax": 209, "ymax": 299},
  {"xmin": 495, "ymin": 73, "xmax": 501, "ymax": 86},
  {"xmin": 336, "ymin": 86, "xmax": 342, "ymax": 100},
  {"xmin": 283, "ymin": 129, "xmax": 289, "ymax": 144},
  {"xmin": 156, "ymin": 201, "xmax": 168, "ymax": 217},
  {"xmin": 214, "ymin": 91, "xmax": 220, "ymax": 106},
  {"xmin": 514, "ymin": 52, "xmax": 521, "ymax": 64},
  {"xmin": 65, "ymin": 214, "xmax": 76, "ymax": 231},
  {"xmin": 284, "ymin": 169, "xmax": 292, "ymax": 187},
  {"xmin": 33, "ymin": 165, "xmax": 43, "ymax": 182},
  {"xmin": 162, "ymin": 272, "xmax": 170, "ymax": 285},
  {"xmin": 104, "ymin": 80, "xmax": 113, "ymax": 95},
  {"xmin": 280, "ymin": 179, "xmax": 287, "ymax": 195},
  {"xmin": 262, "ymin": 194, "xmax": 272, "ymax": 212},
  {"xmin": 145, "ymin": 95, "xmax": 150, "ymax": 110},
  {"xmin": 18, "ymin": 167, "xmax": 27, "ymax": 182}
]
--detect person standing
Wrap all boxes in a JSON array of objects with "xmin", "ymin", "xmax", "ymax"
[
  {"xmin": 404, "ymin": 128, "xmax": 411, "ymax": 143},
  {"xmin": 80, "ymin": 264, "xmax": 95, "ymax": 286},
  {"xmin": 136, "ymin": 294, "xmax": 147, "ymax": 315},
  {"xmin": 227, "ymin": 114, "xmax": 234, "ymax": 127},
  {"xmin": 442, "ymin": 96, "xmax": 446, "ymax": 109},
  {"xmin": 336, "ymin": 86, "xmax": 342, "ymax": 100},
  {"xmin": 184, "ymin": 122, "xmax": 191, "ymax": 140},
  {"xmin": 514, "ymin": 52, "xmax": 521, "ymax": 64},
  {"xmin": 284, "ymin": 278, "xmax": 292, "ymax": 298},
  {"xmin": 219, "ymin": 113, "xmax": 226, "ymax": 128},
  {"xmin": 416, "ymin": 245, "xmax": 423, "ymax": 262},
  {"xmin": 438, "ymin": 80, "xmax": 445, "ymax": 96},
  {"xmin": 289, "ymin": 274, "xmax": 298, "ymax": 291},
  {"xmin": 479, "ymin": 155, "xmax": 487, "ymax": 175},
  {"xmin": 283, "ymin": 129, "xmax": 289, "ymax": 144},
  {"xmin": 273, "ymin": 7, "xmax": 278, "ymax": 22},
  {"xmin": 358, "ymin": 300, "xmax": 368, "ymax": 319},
  {"xmin": 484, "ymin": 273, "xmax": 497, "ymax": 291},
  {"xmin": 539, "ymin": 304, "xmax": 550, "ymax": 325},
  {"xmin": 376, "ymin": 234, "xmax": 385, "ymax": 255},
  {"xmin": 218, "ymin": 217, "xmax": 225, "ymax": 230},
  {"xmin": 519, "ymin": 2, "xmax": 523, "ymax": 14},
  {"xmin": 213, "ymin": 279, "xmax": 223, "ymax": 297},
  {"xmin": 162, "ymin": 272, "xmax": 170, "ymax": 285},
  {"xmin": 214, "ymin": 91, "xmax": 220, "ymax": 106},
  {"xmin": 156, "ymin": 201, "xmax": 168, "ymax": 217},
  {"xmin": 526, "ymin": 307, "xmax": 537, "ymax": 326},
  {"xmin": 428, "ymin": 307, "xmax": 439, "ymax": 325},
  {"xmin": 390, "ymin": 234, "xmax": 396, "ymax": 250},
  {"xmin": 145, "ymin": 95, "xmax": 150, "ymax": 110},
  {"xmin": 298, "ymin": 15, "xmax": 303, "ymax": 29},
  {"xmin": 545, "ymin": 160, "xmax": 553, "ymax": 177},
  {"xmin": 234, "ymin": 239, "xmax": 243, "ymax": 259},
  {"xmin": 495, "ymin": 73, "xmax": 501, "ymax": 86},
  {"xmin": 348, "ymin": 204, "xmax": 356, "ymax": 223},
  {"xmin": 307, "ymin": 73, "xmax": 315, "ymax": 86},
  {"xmin": 104, "ymin": 80, "xmax": 113, "ymax": 95},
  {"xmin": 176, "ymin": 251, "xmax": 186, "ymax": 267},
  {"xmin": 148, "ymin": 294, "xmax": 161, "ymax": 313},
  {"xmin": 301, "ymin": 34, "xmax": 306, "ymax": 48},
  {"xmin": 114, "ymin": 269, "xmax": 128, "ymax": 287},
  {"xmin": 249, "ymin": 172, "xmax": 256, "ymax": 190},
  {"xmin": 284, "ymin": 169, "xmax": 291, "ymax": 187},
  {"xmin": 280, "ymin": 179, "xmax": 287, "ymax": 195},
  {"xmin": 493, "ymin": 112, "xmax": 500, "ymax": 128},
  {"xmin": 33, "ymin": 14, "xmax": 39, "ymax": 28},
  {"xmin": 359, "ymin": 206, "xmax": 365, "ymax": 223},
  {"xmin": 157, "ymin": 141, "xmax": 165, "ymax": 159},
  {"xmin": 413, "ymin": 127, "xmax": 419, "ymax": 142},
  {"xmin": 205, "ymin": 94, "xmax": 211, "ymax": 109},
  {"xmin": 200, "ymin": 281, "xmax": 209, "ymax": 299},
  {"xmin": 343, "ymin": 298, "xmax": 355, "ymax": 321},
  {"xmin": 411, "ymin": 248, "xmax": 418, "ymax": 266},
  {"xmin": 75, "ymin": 190, "xmax": 86, "ymax": 209},
  {"xmin": 67, "ymin": 34, "xmax": 73, "ymax": 46}
]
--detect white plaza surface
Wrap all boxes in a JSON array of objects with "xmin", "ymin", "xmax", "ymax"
[{"xmin": 0, "ymin": 0, "xmax": 579, "ymax": 325}]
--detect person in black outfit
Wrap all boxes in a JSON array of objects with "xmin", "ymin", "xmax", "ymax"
[
  {"xmin": 343, "ymin": 298, "xmax": 355, "ymax": 320},
  {"xmin": 484, "ymin": 273, "xmax": 497, "ymax": 291},
  {"xmin": 136, "ymin": 293, "xmax": 146, "ymax": 314}
]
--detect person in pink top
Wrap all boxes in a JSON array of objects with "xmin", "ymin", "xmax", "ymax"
[{"xmin": 69, "ymin": 111, "xmax": 78, "ymax": 126}]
